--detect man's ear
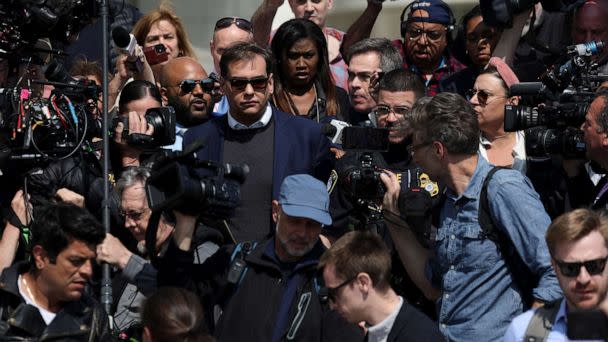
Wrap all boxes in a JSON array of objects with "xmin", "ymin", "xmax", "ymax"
[
  {"xmin": 357, "ymin": 272, "xmax": 372, "ymax": 293},
  {"xmin": 31, "ymin": 245, "xmax": 49, "ymax": 270},
  {"xmin": 327, "ymin": 0, "xmax": 334, "ymax": 10},
  {"xmin": 160, "ymin": 86, "xmax": 169, "ymax": 106},
  {"xmin": 272, "ymin": 200, "xmax": 280, "ymax": 224},
  {"xmin": 508, "ymin": 95, "xmax": 520, "ymax": 106},
  {"xmin": 267, "ymin": 72, "xmax": 274, "ymax": 96}
]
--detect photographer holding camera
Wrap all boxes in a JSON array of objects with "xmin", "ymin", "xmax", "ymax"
[
  {"xmin": 380, "ymin": 92, "xmax": 561, "ymax": 341},
  {"xmin": 157, "ymin": 174, "xmax": 363, "ymax": 341}
]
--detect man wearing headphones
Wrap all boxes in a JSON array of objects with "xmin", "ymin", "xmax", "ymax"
[
  {"xmin": 395, "ymin": 0, "xmax": 465, "ymax": 96},
  {"xmin": 349, "ymin": 0, "xmax": 465, "ymax": 97}
]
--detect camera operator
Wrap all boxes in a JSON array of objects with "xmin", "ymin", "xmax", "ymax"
[
  {"xmin": 0, "ymin": 203, "xmax": 111, "ymax": 341},
  {"xmin": 158, "ymin": 174, "xmax": 363, "ymax": 341},
  {"xmin": 564, "ymin": 90, "xmax": 608, "ymax": 209},
  {"xmin": 505, "ymin": 208, "xmax": 608, "ymax": 341},
  {"xmin": 380, "ymin": 93, "xmax": 561, "ymax": 341}
]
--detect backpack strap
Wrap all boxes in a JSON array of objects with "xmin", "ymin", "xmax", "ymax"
[
  {"xmin": 479, "ymin": 166, "xmax": 537, "ymax": 307},
  {"xmin": 523, "ymin": 299, "xmax": 563, "ymax": 342}
]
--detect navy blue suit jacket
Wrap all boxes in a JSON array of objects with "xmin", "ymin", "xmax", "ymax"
[{"xmin": 183, "ymin": 106, "xmax": 333, "ymax": 200}]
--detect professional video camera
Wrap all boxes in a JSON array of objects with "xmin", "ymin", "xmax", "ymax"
[
  {"xmin": 503, "ymin": 41, "xmax": 608, "ymax": 158},
  {"xmin": 480, "ymin": 0, "xmax": 585, "ymax": 28},
  {"xmin": 0, "ymin": 59, "xmax": 104, "ymax": 164},
  {"xmin": 0, "ymin": 0, "xmax": 99, "ymax": 55},
  {"xmin": 145, "ymin": 140, "xmax": 249, "ymax": 218}
]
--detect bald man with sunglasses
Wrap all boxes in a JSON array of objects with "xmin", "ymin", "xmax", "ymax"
[{"xmin": 159, "ymin": 57, "xmax": 219, "ymax": 151}]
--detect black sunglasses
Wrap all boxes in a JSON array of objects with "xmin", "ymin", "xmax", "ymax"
[
  {"xmin": 214, "ymin": 17, "xmax": 253, "ymax": 33},
  {"xmin": 321, "ymin": 275, "xmax": 358, "ymax": 303},
  {"xmin": 227, "ymin": 76, "xmax": 269, "ymax": 92},
  {"xmin": 178, "ymin": 78, "xmax": 215, "ymax": 93},
  {"xmin": 555, "ymin": 256, "xmax": 608, "ymax": 277}
]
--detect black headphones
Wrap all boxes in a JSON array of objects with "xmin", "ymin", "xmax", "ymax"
[{"xmin": 399, "ymin": 0, "xmax": 456, "ymax": 39}]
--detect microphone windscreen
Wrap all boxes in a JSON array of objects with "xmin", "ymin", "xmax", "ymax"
[
  {"xmin": 112, "ymin": 26, "xmax": 131, "ymax": 48},
  {"xmin": 321, "ymin": 123, "xmax": 337, "ymax": 137}
]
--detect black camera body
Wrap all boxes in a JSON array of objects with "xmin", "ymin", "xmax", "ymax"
[
  {"xmin": 145, "ymin": 143, "xmax": 248, "ymax": 218},
  {"xmin": 480, "ymin": 0, "xmax": 585, "ymax": 28},
  {"xmin": 503, "ymin": 41, "xmax": 608, "ymax": 158},
  {"xmin": 112, "ymin": 106, "xmax": 176, "ymax": 148},
  {"xmin": 338, "ymin": 127, "xmax": 390, "ymax": 202}
]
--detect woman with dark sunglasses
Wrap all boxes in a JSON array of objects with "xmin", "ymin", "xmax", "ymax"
[
  {"xmin": 270, "ymin": 19, "xmax": 349, "ymax": 123},
  {"xmin": 469, "ymin": 57, "xmax": 568, "ymax": 218}
]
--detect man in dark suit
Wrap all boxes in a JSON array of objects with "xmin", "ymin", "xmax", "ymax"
[
  {"xmin": 320, "ymin": 231, "xmax": 444, "ymax": 342},
  {"xmin": 183, "ymin": 42, "xmax": 333, "ymax": 243}
]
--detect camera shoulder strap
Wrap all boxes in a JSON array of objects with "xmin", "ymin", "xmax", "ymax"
[{"xmin": 522, "ymin": 299, "xmax": 562, "ymax": 342}]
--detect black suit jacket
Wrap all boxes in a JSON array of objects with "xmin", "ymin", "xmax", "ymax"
[{"xmin": 378, "ymin": 300, "xmax": 445, "ymax": 342}]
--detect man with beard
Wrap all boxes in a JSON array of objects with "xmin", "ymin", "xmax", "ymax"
[
  {"xmin": 571, "ymin": 0, "xmax": 608, "ymax": 74},
  {"xmin": 158, "ymin": 174, "xmax": 363, "ymax": 341},
  {"xmin": 504, "ymin": 208, "xmax": 608, "ymax": 341},
  {"xmin": 159, "ymin": 57, "xmax": 218, "ymax": 151}
]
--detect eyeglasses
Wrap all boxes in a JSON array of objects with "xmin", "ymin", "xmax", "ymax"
[
  {"xmin": 465, "ymin": 88, "xmax": 506, "ymax": 106},
  {"xmin": 119, "ymin": 208, "xmax": 149, "ymax": 221},
  {"xmin": 175, "ymin": 78, "xmax": 215, "ymax": 94},
  {"xmin": 374, "ymin": 104, "xmax": 410, "ymax": 118},
  {"xmin": 227, "ymin": 76, "xmax": 269, "ymax": 92},
  {"xmin": 323, "ymin": 275, "xmax": 358, "ymax": 303},
  {"xmin": 407, "ymin": 142, "xmax": 431, "ymax": 155},
  {"xmin": 214, "ymin": 17, "xmax": 253, "ymax": 33},
  {"xmin": 555, "ymin": 256, "xmax": 608, "ymax": 277},
  {"xmin": 406, "ymin": 28, "xmax": 447, "ymax": 42}
]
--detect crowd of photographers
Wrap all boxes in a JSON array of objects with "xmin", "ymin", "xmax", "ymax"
[{"xmin": 1, "ymin": 0, "xmax": 608, "ymax": 341}]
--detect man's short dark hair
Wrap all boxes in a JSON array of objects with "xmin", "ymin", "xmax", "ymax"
[
  {"xmin": 30, "ymin": 203, "xmax": 105, "ymax": 263},
  {"xmin": 346, "ymin": 38, "xmax": 402, "ymax": 73},
  {"xmin": 378, "ymin": 69, "xmax": 425, "ymax": 100},
  {"xmin": 219, "ymin": 42, "xmax": 273, "ymax": 78},
  {"xmin": 410, "ymin": 92, "xmax": 479, "ymax": 154},
  {"xmin": 319, "ymin": 231, "xmax": 392, "ymax": 292}
]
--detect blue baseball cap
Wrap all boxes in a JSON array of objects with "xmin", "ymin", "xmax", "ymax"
[
  {"xmin": 406, "ymin": 0, "xmax": 452, "ymax": 27},
  {"xmin": 279, "ymin": 174, "xmax": 332, "ymax": 226}
]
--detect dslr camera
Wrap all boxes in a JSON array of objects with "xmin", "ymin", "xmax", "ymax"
[{"xmin": 112, "ymin": 106, "xmax": 176, "ymax": 148}]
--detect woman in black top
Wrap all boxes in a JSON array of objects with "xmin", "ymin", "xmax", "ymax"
[{"xmin": 271, "ymin": 18, "xmax": 349, "ymax": 123}]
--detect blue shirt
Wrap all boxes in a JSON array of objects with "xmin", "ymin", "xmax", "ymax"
[
  {"xmin": 503, "ymin": 299, "xmax": 603, "ymax": 342},
  {"xmin": 427, "ymin": 155, "xmax": 562, "ymax": 341}
]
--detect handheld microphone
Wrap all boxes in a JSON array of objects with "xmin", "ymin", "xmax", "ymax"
[
  {"xmin": 112, "ymin": 26, "xmax": 143, "ymax": 72},
  {"xmin": 321, "ymin": 119, "xmax": 350, "ymax": 144}
]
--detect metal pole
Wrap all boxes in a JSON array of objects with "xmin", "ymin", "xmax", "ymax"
[{"xmin": 99, "ymin": 0, "xmax": 113, "ymax": 327}]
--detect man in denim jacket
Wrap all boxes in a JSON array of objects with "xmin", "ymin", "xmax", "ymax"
[{"xmin": 380, "ymin": 92, "xmax": 562, "ymax": 341}]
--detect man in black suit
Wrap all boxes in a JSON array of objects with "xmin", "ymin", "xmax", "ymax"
[
  {"xmin": 319, "ymin": 231, "xmax": 444, "ymax": 342},
  {"xmin": 183, "ymin": 42, "xmax": 333, "ymax": 243}
]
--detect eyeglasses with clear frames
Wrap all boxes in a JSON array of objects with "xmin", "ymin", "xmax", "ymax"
[{"xmin": 374, "ymin": 104, "xmax": 410, "ymax": 119}]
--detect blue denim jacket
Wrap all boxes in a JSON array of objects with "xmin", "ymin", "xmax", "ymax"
[{"xmin": 427, "ymin": 156, "xmax": 562, "ymax": 341}]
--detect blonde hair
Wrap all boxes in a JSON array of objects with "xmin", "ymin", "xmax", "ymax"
[
  {"xmin": 545, "ymin": 208, "xmax": 608, "ymax": 257},
  {"xmin": 132, "ymin": 2, "xmax": 196, "ymax": 59}
]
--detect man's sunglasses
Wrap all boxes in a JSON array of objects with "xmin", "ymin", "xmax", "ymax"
[
  {"xmin": 555, "ymin": 256, "xmax": 608, "ymax": 277},
  {"xmin": 214, "ymin": 17, "xmax": 253, "ymax": 33},
  {"xmin": 177, "ymin": 78, "xmax": 215, "ymax": 93},
  {"xmin": 320, "ymin": 275, "xmax": 357, "ymax": 303},
  {"xmin": 405, "ymin": 28, "xmax": 447, "ymax": 42},
  {"xmin": 227, "ymin": 76, "xmax": 269, "ymax": 92}
]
